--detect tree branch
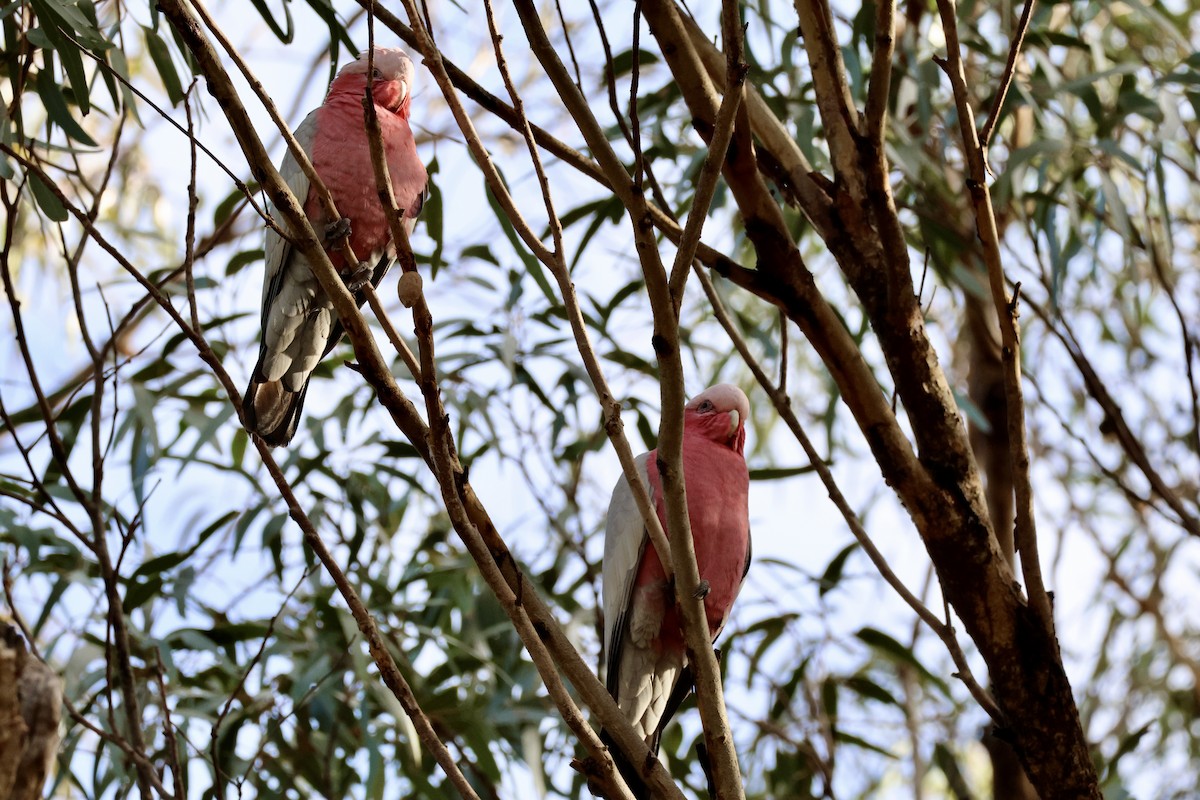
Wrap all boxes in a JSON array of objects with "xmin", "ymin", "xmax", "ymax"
[
  {"xmin": 932, "ymin": 0, "xmax": 1053, "ymax": 634},
  {"xmin": 695, "ymin": 267, "xmax": 1001, "ymax": 721},
  {"xmin": 864, "ymin": 0, "xmax": 897, "ymax": 146},
  {"xmin": 979, "ymin": 0, "xmax": 1037, "ymax": 151},
  {"xmin": 666, "ymin": 3, "xmax": 746, "ymax": 304}
]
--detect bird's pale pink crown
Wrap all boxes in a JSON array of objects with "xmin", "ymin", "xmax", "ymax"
[
  {"xmin": 684, "ymin": 383, "xmax": 749, "ymax": 454},
  {"xmin": 329, "ymin": 47, "xmax": 417, "ymax": 119}
]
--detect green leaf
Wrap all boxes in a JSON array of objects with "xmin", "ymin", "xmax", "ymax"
[
  {"xmin": 844, "ymin": 674, "xmax": 900, "ymax": 707},
  {"xmin": 231, "ymin": 428, "xmax": 248, "ymax": 468},
  {"xmin": 380, "ymin": 440, "xmax": 421, "ymax": 459},
  {"xmin": 262, "ymin": 512, "xmax": 287, "ymax": 578},
  {"xmin": 636, "ymin": 409, "xmax": 656, "ymax": 451},
  {"xmin": 604, "ymin": 348, "xmax": 658, "ymax": 377},
  {"xmin": 248, "ymin": 0, "xmax": 295, "ymax": 43},
  {"xmin": 28, "ymin": 0, "xmax": 91, "ymax": 115},
  {"xmin": 41, "ymin": 393, "xmax": 90, "ymax": 489},
  {"xmin": 461, "ymin": 243, "xmax": 499, "ymax": 265},
  {"xmin": 817, "ymin": 541, "xmax": 858, "ymax": 597},
  {"xmin": 423, "ymin": 158, "xmax": 444, "ymax": 277},
  {"xmin": 750, "ymin": 464, "xmax": 818, "ymax": 481},
  {"xmin": 27, "ymin": 169, "xmax": 68, "ymax": 221},
  {"xmin": 609, "ymin": 48, "xmax": 660, "ymax": 77},
  {"xmin": 42, "ymin": 0, "xmax": 95, "ymax": 36},
  {"xmin": 213, "ymin": 183, "xmax": 252, "ymax": 226},
  {"xmin": 34, "ymin": 65, "xmax": 96, "ymax": 145},
  {"xmin": 1104, "ymin": 721, "xmax": 1153, "ymax": 783},
  {"xmin": 821, "ymin": 675, "xmax": 839, "ymax": 722},
  {"xmin": 107, "ymin": 44, "xmax": 140, "ymax": 122},
  {"xmin": 123, "ymin": 575, "xmax": 164, "ymax": 612},
  {"xmin": 856, "ymin": 627, "xmax": 951, "ymax": 697},
  {"xmin": 951, "ymin": 387, "xmax": 991, "ymax": 434},
  {"xmin": 180, "ymin": 404, "xmax": 235, "ymax": 466},
  {"xmin": 130, "ymin": 511, "xmax": 232, "ymax": 581},
  {"xmin": 142, "ymin": 25, "xmax": 184, "ymax": 106},
  {"xmin": 834, "ymin": 730, "xmax": 895, "ymax": 758},
  {"xmin": 33, "ymin": 575, "xmax": 70, "ymax": 636},
  {"xmin": 932, "ymin": 743, "xmax": 971, "ymax": 796}
]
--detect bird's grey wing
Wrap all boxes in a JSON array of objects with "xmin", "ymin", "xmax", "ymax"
[
  {"xmin": 602, "ymin": 454, "xmax": 686, "ymax": 740},
  {"xmin": 256, "ymin": 112, "xmax": 333, "ymax": 390},
  {"xmin": 602, "ymin": 452, "xmax": 652, "ymax": 696}
]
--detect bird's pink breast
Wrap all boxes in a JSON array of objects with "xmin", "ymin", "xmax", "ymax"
[
  {"xmin": 641, "ymin": 432, "xmax": 751, "ymax": 653},
  {"xmin": 308, "ymin": 91, "xmax": 427, "ymax": 269}
]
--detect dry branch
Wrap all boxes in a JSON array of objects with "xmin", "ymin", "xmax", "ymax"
[{"xmin": 931, "ymin": 0, "xmax": 1053, "ymax": 635}]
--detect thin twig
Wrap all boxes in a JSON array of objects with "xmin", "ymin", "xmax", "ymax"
[
  {"xmin": 694, "ymin": 266, "xmax": 1002, "ymax": 721},
  {"xmin": 665, "ymin": 5, "xmax": 747, "ymax": 305},
  {"xmin": 864, "ymin": 0, "xmax": 896, "ymax": 145},
  {"xmin": 153, "ymin": 650, "xmax": 187, "ymax": 800},
  {"xmin": 979, "ymin": 0, "xmax": 1037, "ymax": 151},
  {"xmin": 1022, "ymin": 294, "xmax": 1200, "ymax": 536},
  {"xmin": 553, "ymin": 0, "xmax": 584, "ymax": 90},
  {"xmin": 932, "ymin": 0, "xmax": 1054, "ymax": 634},
  {"xmin": 629, "ymin": 2, "xmax": 646, "ymax": 190},
  {"xmin": 182, "ymin": 81, "xmax": 202, "ymax": 332}
]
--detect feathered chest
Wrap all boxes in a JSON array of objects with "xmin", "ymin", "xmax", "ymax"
[{"xmin": 308, "ymin": 97, "xmax": 426, "ymax": 261}]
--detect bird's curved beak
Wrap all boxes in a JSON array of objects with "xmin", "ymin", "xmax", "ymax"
[{"xmin": 727, "ymin": 409, "xmax": 740, "ymax": 440}]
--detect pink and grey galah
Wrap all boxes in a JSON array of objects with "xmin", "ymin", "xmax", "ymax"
[
  {"xmin": 245, "ymin": 47, "xmax": 428, "ymax": 446},
  {"xmin": 601, "ymin": 384, "xmax": 752, "ymax": 775}
]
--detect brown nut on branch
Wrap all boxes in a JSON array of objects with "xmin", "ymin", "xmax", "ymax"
[{"xmin": 397, "ymin": 271, "xmax": 423, "ymax": 308}]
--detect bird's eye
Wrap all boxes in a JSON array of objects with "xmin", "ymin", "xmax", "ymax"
[
  {"xmin": 698, "ymin": 400, "xmax": 714, "ymax": 412},
  {"xmin": 371, "ymin": 68, "xmax": 383, "ymax": 79}
]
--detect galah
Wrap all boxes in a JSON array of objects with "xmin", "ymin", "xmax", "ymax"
[
  {"xmin": 601, "ymin": 383, "xmax": 752, "ymax": 778},
  {"xmin": 244, "ymin": 47, "xmax": 427, "ymax": 446}
]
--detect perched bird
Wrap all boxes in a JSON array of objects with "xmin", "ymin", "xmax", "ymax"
[
  {"xmin": 601, "ymin": 384, "xmax": 752, "ymax": 789},
  {"xmin": 244, "ymin": 47, "xmax": 427, "ymax": 446}
]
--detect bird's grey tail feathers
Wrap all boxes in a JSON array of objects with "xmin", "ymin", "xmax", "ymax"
[
  {"xmin": 244, "ymin": 374, "xmax": 312, "ymax": 447},
  {"xmin": 598, "ymin": 672, "xmax": 685, "ymax": 800},
  {"xmin": 595, "ymin": 651, "xmax": 729, "ymax": 799},
  {"xmin": 244, "ymin": 254, "xmax": 394, "ymax": 447}
]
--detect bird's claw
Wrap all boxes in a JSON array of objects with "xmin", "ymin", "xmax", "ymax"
[
  {"xmin": 324, "ymin": 217, "xmax": 352, "ymax": 244},
  {"xmin": 693, "ymin": 580, "xmax": 711, "ymax": 599},
  {"xmin": 343, "ymin": 261, "xmax": 372, "ymax": 293}
]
